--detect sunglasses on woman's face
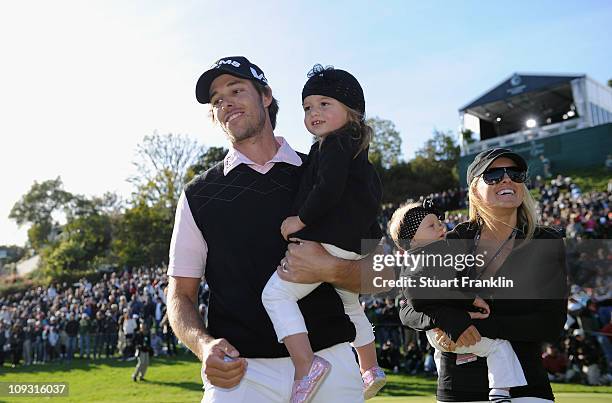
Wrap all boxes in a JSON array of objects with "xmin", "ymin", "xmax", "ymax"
[{"xmin": 481, "ymin": 167, "xmax": 527, "ymax": 185}]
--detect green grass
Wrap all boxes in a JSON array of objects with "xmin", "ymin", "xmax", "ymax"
[{"xmin": 0, "ymin": 356, "xmax": 610, "ymax": 402}]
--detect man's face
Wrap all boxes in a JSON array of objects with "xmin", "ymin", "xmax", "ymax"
[{"xmin": 209, "ymin": 75, "xmax": 271, "ymax": 143}]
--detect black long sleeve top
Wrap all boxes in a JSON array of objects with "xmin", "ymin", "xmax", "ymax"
[
  {"xmin": 400, "ymin": 221, "xmax": 568, "ymax": 402},
  {"xmin": 134, "ymin": 331, "xmax": 152, "ymax": 354},
  {"xmin": 291, "ymin": 129, "xmax": 383, "ymax": 254},
  {"xmin": 400, "ymin": 240, "xmax": 478, "ymax": 315}
]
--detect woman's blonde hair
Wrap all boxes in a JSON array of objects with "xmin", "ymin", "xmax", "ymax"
[
  {"xmin": 388, "ymin": 202, "xmax": 422, "ymax": 249},
  {"xmin": 468, "ymin": 177, "xmax": 539, "ymax": 240}
]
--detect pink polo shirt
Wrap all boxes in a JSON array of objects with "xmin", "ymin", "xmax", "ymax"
[{"xmin": 167, "ymin": 136, "xmax": 302, "ymax": 278}]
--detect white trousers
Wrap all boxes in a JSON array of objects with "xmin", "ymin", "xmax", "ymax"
[
  {"xmin": 262, "ymin": 243, "xmax": 375, "ymax": 348},
  {"xmin": 427, "ymin": 330, "xmax": 527, "ymax": 389},
  {"xmin": 201, "ymin": 342, "xmax": 363, "ymax": 403},
  {"xmin": 436, "ymin": 397, "xmax": 553, "ymax": 402}
]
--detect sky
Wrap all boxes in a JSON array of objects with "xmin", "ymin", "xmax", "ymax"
[{"xmin": 1, "ymin": 0, "xmax": 611, "ymax": 246}]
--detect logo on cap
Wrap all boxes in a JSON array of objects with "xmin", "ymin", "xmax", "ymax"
[
  {"xmin": 215, "ymin": 59, "xmax": 241, "ymax": 68},
  {"xmin": 250, "ymin": 67, "xmax": 267, "ymax": 83}
]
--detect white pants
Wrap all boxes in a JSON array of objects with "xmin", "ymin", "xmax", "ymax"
[
  {"xmin": 437, "ymin": 398, "xmax": 553, "ymax": 402},
  {"xmin": 201, "ymin": 342, "xmax": 363, "ymax": 403},
  {"xmin": 427, "ymin": 330, "xmax": 527, "ymax": 389},
  {"xmin": 262, "ymin": 243, "xmax": 375, "ymax": 348}
]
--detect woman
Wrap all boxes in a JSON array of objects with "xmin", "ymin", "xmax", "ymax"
[{"xmin": 400, "ymin": 148, "xmax": 568, "ymax": 403}]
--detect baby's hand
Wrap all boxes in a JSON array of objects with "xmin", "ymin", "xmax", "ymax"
[
  {"xmin": 281, "ymin": 216, "xmax": 306, "ymax": 241},
  {"xmin": 470, "ymin": 296, "xmax": 490, "ymax": 319}
]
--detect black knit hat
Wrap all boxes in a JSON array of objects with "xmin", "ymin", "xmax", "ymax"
[
  {"xmin": 398, "ymin": 199, "xmax": 445, "ymax": 242},
  {"xmin": 301, "ymin": 64, "xmax": 365, "ymax": 116}
]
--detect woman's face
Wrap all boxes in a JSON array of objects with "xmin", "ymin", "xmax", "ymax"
[
  {"xmin": 475, "ymin": 157, "xmax": 524, "ymax": 209},
  {"xmin": 412, "ymin": 214, "xmax": 446, "ymax": 246}
]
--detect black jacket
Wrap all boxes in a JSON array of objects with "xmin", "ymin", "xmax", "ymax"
[
  {"xmin": 134, "ymin": 331, "xmax": 152, "ymax": 354},
  {"xmin": 292, "ymin": 130, "xmax": 383, "ymax": 254},
  {"xmin": 400, "ymin": 221, "xmax": 568, "ymax": 402}
]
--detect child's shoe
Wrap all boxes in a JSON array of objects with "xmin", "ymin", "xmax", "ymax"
[
  {"xmin": 290, "ymin": 355, "xmax": 331, "ymax": 403},
  {"xmin": 489, "ymin": 388, "xmax": 511, "ymax": 403},
  {"xmin": 362, "ymin": 365, "xmax": 386, "ymax": 400}
]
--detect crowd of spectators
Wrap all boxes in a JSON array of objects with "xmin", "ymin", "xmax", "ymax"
[{"xmin": 0, "ymin": 267, "xmax": 202, "ymax": 368}]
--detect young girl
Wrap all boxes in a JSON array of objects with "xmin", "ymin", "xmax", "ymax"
[
  {"xmin": 262, "ymin": 64, "xmax": 386, "ymax": 402},
  {"xmin": 389, "ymin": 200, "xmax": 527, "ymax": 403}
]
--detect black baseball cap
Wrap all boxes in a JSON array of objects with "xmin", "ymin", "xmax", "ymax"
[
  {"xmin": 195, "ymin": 56, "xmax": 268, "ymax": 104},
  {"xmin": 467, "ymin": 148, "xmax": 528, "ymax": 185}
]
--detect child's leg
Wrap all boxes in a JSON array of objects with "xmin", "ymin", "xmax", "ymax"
[
  {"xmin": 484, "ymin": 339, "xmax": 527, "ymax": 389},
  {"xmin": 284, "ymin": 333, "xmax": 314, "ymax": 380},
  {"xmin": 261, "ymin": 271, "xmax": 321, "ymax": 380},
  {"xmin": 354, "ymin": 342, "xmax": 378, "ymax": 373},
  {"xmin": 335, "ymin": 288, "xmax": 377, "ymax": 372},
  {"xmin": 449, "ymin": 336, "xmax": 527, "ymax": 389}
]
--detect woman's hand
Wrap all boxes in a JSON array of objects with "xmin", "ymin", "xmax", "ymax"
[
  {"xmin": 470, "ymin": 297, "xmax": 490, "ymax": 319},
  {"xmin": 455, "ymin": 325, "xmax": 482, "ymax": 348},
  {"xmin": 468, "ymin": 311, "xmax": 489, "ymax": 319},
  {"xmin": 280, "ymin": 216, "xmax": 305, "ymax": 241}
]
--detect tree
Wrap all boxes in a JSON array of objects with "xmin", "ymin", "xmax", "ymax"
[
  {"xmin": 186, "ymin": 146, "xmax": 229, "ymax": 182},
  {"xmin": 9, "ymin": 177, "xmax": 72, "ymax": 227},
  {"xmin": 461, "ymin": 129, "xmax": 475, "ymax": 144},
  {"xmin": 42, "ymin": 212, "xmax": 112, "ymax": 278},
  {"xmin": 111, "ymin": 201, "xmax": 173, "ymax": 268},
  {"xmin": 412, "ymin": 129, "xmax": 461, "ymax": 191},
  {"xmin": 9, "ymin": 177, "xmax": 73, "ymax": 250},
  {"xmin": 129, "ymin": 132, "xmax": 205, "ymax": 211},
  {"xmin": 608, "ymin": 79, "xmax": 612, "ymax": 88},
  {"xmin": 366, "ymin": 117, "xmax": 402, "ymax": 169},
  {"xmin": 416, "ymin": 129, "xmax": 460, "ymax": 164}
]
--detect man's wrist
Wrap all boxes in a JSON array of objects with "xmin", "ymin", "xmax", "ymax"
[
  {"xmin": 197, "ymin": 334, "xmax": 215, "ymax": 358},
  {"xmin": 328, "ymin": 257, "xmax": 356, "ymax": 287}
]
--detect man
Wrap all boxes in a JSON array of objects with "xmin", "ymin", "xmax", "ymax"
[
  {"xmin": 167, "ymin": 56, "xmax": 384, "ymax": 402},
  {"xmin": 132, "ymin": 323, "xmax": 152, "ymax": 382},
  {"xmin": 539, "ymin": 154, "xmax": 551, "ymax": 178}
]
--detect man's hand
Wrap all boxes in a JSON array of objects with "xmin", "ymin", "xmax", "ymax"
[
  {"xmin": 280, "ymin": 216, "xmax": 305, "ymax": 241},
  {"xmin": 455, "ymin": 325, "xmax": 482, "ymax": 348},
  {"xmin": 277, "ymin": 238, "xmax": 334, "ymax": 284},
  {"xmin": 200, "ymin": 337, "xmax": 247, "ymax": 388}
]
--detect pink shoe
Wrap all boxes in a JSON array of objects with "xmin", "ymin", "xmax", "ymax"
[
  {"xmin": 362, "ymin": 365, "xmax": 386, "ymax": 400},
  {"xmin": 290, "ymin": 355, "xmax": 331, "ymax": 403}
]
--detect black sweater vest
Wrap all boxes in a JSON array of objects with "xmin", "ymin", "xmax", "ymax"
[{"xmin": 184, "ymin": 161, "xmax": 356, "ymax": 358}]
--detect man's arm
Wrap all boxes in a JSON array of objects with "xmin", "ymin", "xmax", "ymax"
[
  {"xmin": 278, "ymin": 237, "xmax": 394, "ymax": 294},
  {"xmin": 167, "ymin": 276, "xmax": 246, "ymax": 388},
  {"xmin": 166, "ymin": 276, "xmax": 211, "ymax": 360}
]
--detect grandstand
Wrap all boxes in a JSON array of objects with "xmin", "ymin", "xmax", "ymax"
[{"xmin": 457, "ymin": 73, "xmax": 612, "ymax": 185}]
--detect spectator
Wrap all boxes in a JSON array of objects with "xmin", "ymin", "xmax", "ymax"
[
  {"xmin": 10, "ymin": 323, "xmax": 24, "ymax": 368},
  {"xmin": 93, "ymin": 311, "xmax": 105, "ymax": 359},
  {"xmin": 540, "ymin": 154, "xmax": 552, "ymax": 178},
  {"xmin": 542, "ymin": 345, "xmax": 568, "ymax": 381},
  {"xmin": 65, "ymin": 313, "xmax": 79, "ymax": 362},
  {"xmin": 379, "ymin": 340, "xmax": 400, "ymax": 373},
  {"xmin": 78, "ymin": 313, "xmax": 92, "ymax": 359},
  {"xmin": 132, "ymin": 323, "xmax": 152, "ymax": 382}
]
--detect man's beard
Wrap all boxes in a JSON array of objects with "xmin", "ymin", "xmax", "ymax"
[{"xmin": 223, "ymin": 100, "xmax": 267, "ymax": 143}]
